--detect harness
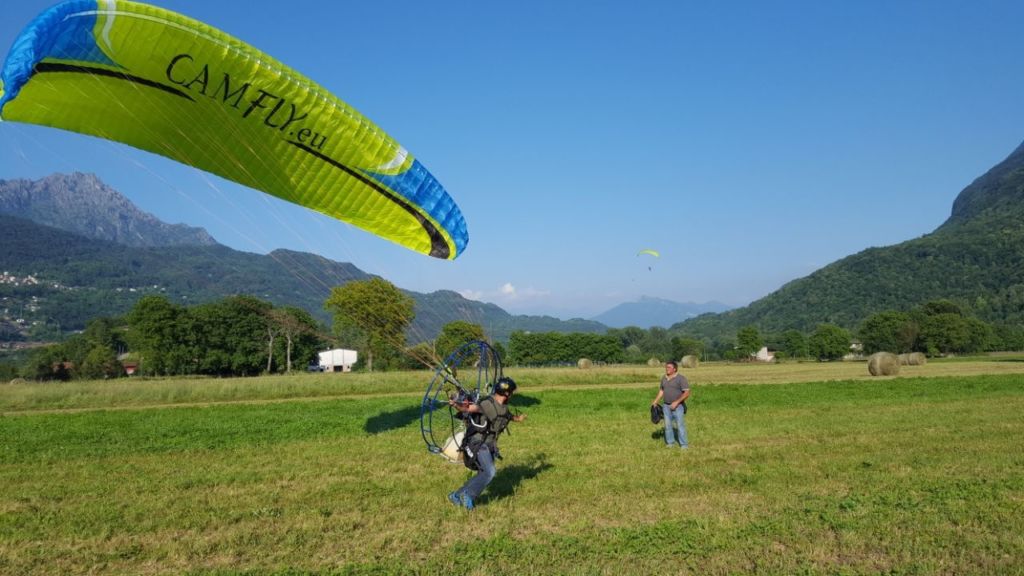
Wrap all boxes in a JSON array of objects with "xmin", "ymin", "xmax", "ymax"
[{"xmin": 461, "ymin": 396, "xmax": 511, "ymax": 470}]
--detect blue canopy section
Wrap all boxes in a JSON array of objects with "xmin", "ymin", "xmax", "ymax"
[
  {"xmin": 367, "ymin": 159, "xmax": 469, "ymax": 257},
  {"xmin": 1, "ymin": 0, "xmax": 117, "ymax": 111}
]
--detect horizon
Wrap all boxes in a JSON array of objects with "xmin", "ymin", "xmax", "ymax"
[{"xmin": 2, "ymin": 1, "xmax": 1022, "ymax": 319}]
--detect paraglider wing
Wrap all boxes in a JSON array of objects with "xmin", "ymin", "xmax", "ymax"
[
  {"xmin": 0, "ymin": 0, "xmax": 467, "ymax": 259},
  {"xmin": 637, "ymin": 249, "xmax": 660, "ymax": 258}
]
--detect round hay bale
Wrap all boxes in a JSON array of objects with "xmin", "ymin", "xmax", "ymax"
[
  {"xmin": 898, "ymin": 353, "xmax": 910, "ymax": 366},
  {"xmin": 907, "ymin": 352, "xmax": 927, "ymax": 366},
  {"xmin": 646, "ymin": 357, "xmax": 662, "ymax": 367},
  {"xmin": 577, "ymin": 358, "xmax": 593, "ymax": 369},
  {"xmin": 680, "ymin": 355, "xmax": 699, "ymax": 369},
  {"xmin": 7, "ymin": 377, "xmax": 26, "ymax": 385},
  {"xmin": 867, "ymin": 352, "xmax": 900, "ymax": 376}
]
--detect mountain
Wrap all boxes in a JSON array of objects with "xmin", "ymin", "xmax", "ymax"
[
  {"xmin": 676, "ymin": 140, "xmax": 1024, "ymax": 340},
  {"xmin": 0, "ymin": 173, "xmax": 607, "ymax": 343},
  {"xmin": 0, "ymin": 173, "xmax": 217, "ymax": 247},
  {"xmin": 591, "ymin": 296, "xmax": 732, "ymax": 329}
]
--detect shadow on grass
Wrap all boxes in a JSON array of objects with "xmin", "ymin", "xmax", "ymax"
[
  {"xmin": 364, "ymin": 404, "xmax": 420, "ymax": 434},
  {"xmin": 509, "ymin": 394, "xmax": 542, "ymax": 408},
  {"xmin": 650, "ymin": 428, "xmax": 682, "ymax": 442},
  {"xmin": 479, "ymin": 453, "xmax": 553, "ymax": 504}
]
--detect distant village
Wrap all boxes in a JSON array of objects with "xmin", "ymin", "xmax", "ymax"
[{"xmin": 0, "ymin": 271, "xmax": 170, "ymax": 349}]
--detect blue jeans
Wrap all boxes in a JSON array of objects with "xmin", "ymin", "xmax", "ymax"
[
  {"xmin": 459, "ymin": 445, "xmax": 496, "ymax": 500},
  {"xmin": 663, "ymin": 403, "xmax": 688, "ymax": 447}
]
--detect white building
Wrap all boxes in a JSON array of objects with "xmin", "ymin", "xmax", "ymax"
[{"xmin": 317, "ymin": 348, "xmax": 358, "ymax": 372}]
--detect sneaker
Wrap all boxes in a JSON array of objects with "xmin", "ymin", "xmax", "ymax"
[
  {"xmin": 448, "ymin": 491, "xmax": 461, "ymax": 507},
  {"xmin": 460, "ymin": 493, "xmax": 475, "ymax": 511}
]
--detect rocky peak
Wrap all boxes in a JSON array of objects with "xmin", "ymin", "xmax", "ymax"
[{"xmin": 0, "ymin": 172, "xmax": 217, "ymax": 247}]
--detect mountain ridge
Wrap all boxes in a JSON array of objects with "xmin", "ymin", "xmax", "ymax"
[
  {"xmin": 675, "ymin": 139, "xmax": 1024, "ymax": 339},
  {"xmin": 590, "ymin": 296, "xmax": 732, "ymax": 329},
  {"xmin": 0, "ymin": 174, "xmax": 607, "ymax": 343},
  {"xmin": 0, "ymin": 173, "xmax": 217, "ymax": 248}
]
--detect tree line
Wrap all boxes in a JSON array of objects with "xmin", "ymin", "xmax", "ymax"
[
  {"xmin": 15, "ymin": 294, "xmax": 324, "ymax": 381},
  {"xmin": 5, "ymin": 279, "xmax": 1023, "ymax": 383}
]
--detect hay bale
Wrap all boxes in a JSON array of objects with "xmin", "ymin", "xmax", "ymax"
[
  {"xmin": 680, "ymin": 355, "xmax": 699, "ymax": 369},
  {"xmin": 577, "ymin": 358, "xmax": 593, "ymax": 369},
  {"xmin": 907, "ymin": 352, "xmax": 927, "ymax": 366},
  {"xmin": 867, "ymin": 352, "xmax": 900, "ymax": 376},
  {"xmin": 898, "ymin": 353, "xmax": 910, "ymax": 365},
  {"xmin": 7, "ymin": 377, "xmax": 26, "ymax": 385},
  {"xmin": 646, "ymin": 357, "xmax": 662, "ymax": 367}
]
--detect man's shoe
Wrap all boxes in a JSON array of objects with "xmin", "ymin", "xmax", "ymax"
[
  {"xmin": 448, "ymin": 491, "xmax": 461, "ymax": 507},
  {"xmin": 460, "ymin": 493, "xmax": 474, "ymax": 510}
]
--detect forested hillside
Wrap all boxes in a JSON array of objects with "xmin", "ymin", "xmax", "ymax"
[
  {"xmin": 677, "ymin": 141, "xmax": 1024, "ymax": 340},
  {"xmin": 0, "ymin": 209, "xmax": 604, "ymax": 344}
]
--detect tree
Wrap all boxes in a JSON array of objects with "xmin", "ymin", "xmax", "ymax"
[
  {"xmin": 267, "ymin": 306, "xmax": 324, "ymax": 373},
  {"xmin": 607, "ymin": 326, "xmax": 646, "ymax": 349},
  {"xmin": 22, "ymin": 345, "xmax": 65, "ymax": 381},
  {"xmin": 324, "ymin": 278, "xmax": 415, "ymax": 372},
  {"xmin": 919, "ymin": 299, "xmax": 964, "ymax": 317},
  {"xmin": 83, "ymin": 317, "xmax": 126, "ymax": 354},
  {"xmin": 736, "ymin": 325, "xmax": 763, "ymax": 359},
  {"xmin": 638, "ymin": 327, "xmax": 673, "ymax": 361},
  {"xmin": 507, "ymin": 331, "xmax": 623, "ymax": 365},
  {"xmin": 435, "ymin": 321, "xmax": 486, "ymax": 362},
  {"xmin": 671, "ymin": 336, "xmax": 705, "ymax": 360},
  {"xmin": 808, "ymin": 323, "xmax": 851, "ymax": 361},
  {"xmin": 125, "ymin": 295, "xmax": 185, "ymax": 375},
  {"xmin": 192, "ymin": 296, "xmax": 272, "ymax": 376},
  {"xmin": 858, "ymin": 311, "xmax": 914, "ymax": 354},
  {"xmin": 80, "ymin": 346, "xmax": 123, "ymax": 379},
  {"xmin": 400, "ymin": 341, "xmax": 437, "ymax": 370},
  {"xmin": 907, "ymin": 300, "xmax": 996, "ymax": 356},
  {"xmin": 780, "ymin": 329, "xmax": 809, "ymax": 359}
]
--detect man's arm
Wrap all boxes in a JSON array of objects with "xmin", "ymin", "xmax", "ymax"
[
  {"xmin": 670, "ymin": 388, "xmax": 690, "ymax": 410},
  {"xmin": 652, "ymin": 389, "xmax": 664, "ymax": 406},
  {"xmin": 449, "ymin": 398, "xmax": 481, "ymax": 414}
]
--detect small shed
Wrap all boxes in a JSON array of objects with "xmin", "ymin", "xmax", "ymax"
[
  {"xmin": 754, "ymin": 347, "xmax": 775, "ymax": 362},
  {"xmin": 318, "ymin": 348, "xmax": 358, "ymax": 372}
]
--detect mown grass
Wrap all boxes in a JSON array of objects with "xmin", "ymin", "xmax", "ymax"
[
  {"xmin": 1, "ymin": 368, "xmax": 1023, "ymax": 575},
  {"xmin": 4, "ymin": 355, "xmax": 1024, "ymax": 413}
]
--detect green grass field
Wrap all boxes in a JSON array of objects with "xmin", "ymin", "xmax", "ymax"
[{"xmin": 2, "ymin": 360, "xmax": 1023, "ymax": 575}]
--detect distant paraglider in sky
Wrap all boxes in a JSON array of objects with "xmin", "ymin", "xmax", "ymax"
[
  {"xmin": 637, "ymin": 248, "xmax": 659, "ymax": 271},
  {"xmin": 0, "ymin": 0, "xmax": 467, "ymax": 259}
]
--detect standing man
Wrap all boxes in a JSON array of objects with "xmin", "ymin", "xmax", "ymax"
[
  {"xmin": 448, "ymin": 377, "xmax": 527, "ymax": 510},
  {"xmin": 652, "ymin": 361, "xmax": 690, "ymax": 449}
]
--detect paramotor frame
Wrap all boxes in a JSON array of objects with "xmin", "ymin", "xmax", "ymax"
[{"xmin": 420, "ymin": 340, "xmax": 502, "ymax": 461}]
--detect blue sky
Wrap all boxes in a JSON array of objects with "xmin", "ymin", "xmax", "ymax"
[{"xmin": 2, "ymin": 1, "xmax": 1023, "ymax": 320}]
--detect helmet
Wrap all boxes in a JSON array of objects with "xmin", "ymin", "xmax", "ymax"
[{"xmin": 493, "ymin": 376, "xmax": 517, "ymax": 396}]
